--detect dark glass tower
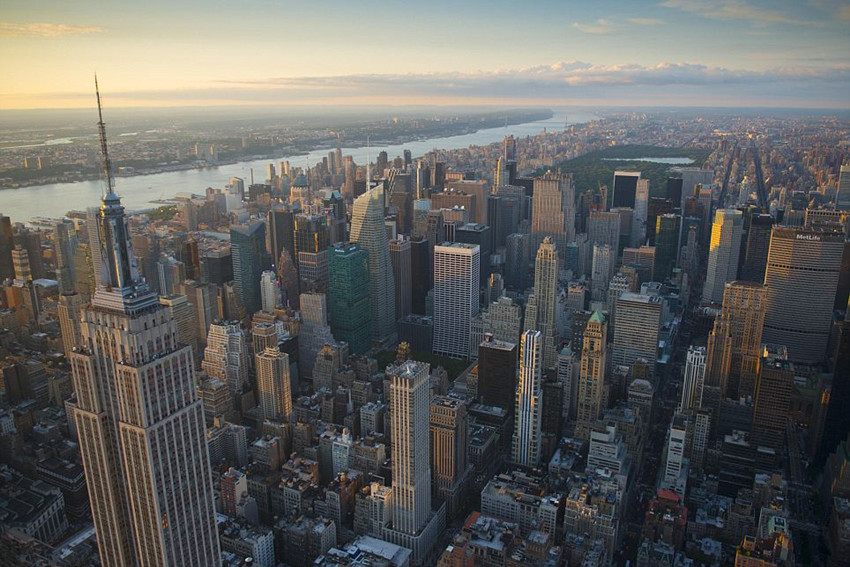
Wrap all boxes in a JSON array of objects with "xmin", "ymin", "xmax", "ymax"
[
  {"xmin": 327, "ymin": 242, "xmax": 372, "ymax": 353},
  {"xmin": 654, "ymin": 213, "xmax": 680, "ymax": 280},
  {"xmin": 740, "ymin": 213, "xmax": 773, "ymax": 283},
  {"xmin": 230, "ymin": 220, "xmax": 267, "ymax": 315}
]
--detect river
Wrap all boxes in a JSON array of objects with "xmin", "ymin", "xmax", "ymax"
[{"xmin": 0, "ymin": 109, "xmax": 597, "ymax": 222}]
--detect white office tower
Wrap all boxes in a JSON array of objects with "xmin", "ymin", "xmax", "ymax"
[
  {"xmin": 837, "ymin": 165, "xmax": 850, "ymax": 210},
  {"xmin": 632, "ymin": 179, "xmax": 649, "ymax": 246},
  {"xmin": 591, "ymin": 243, "xmax": 616, "ymax": 302},
  {"xmin": 512, "ymin": 330, "xmax": 543, "ymax": 467},
  {"xmin": 524, "ymin": 237, "xmax": 559, "ymax": 370},
  {"xmin": 202, "ymin": 320, "xmax": 250, "ymax": 395},
  {"xmin": 69, "ymin": 92, "xmax": 218, "ymax": 566},
  {"xmin": 433, "ymin": 243, "xmax": 480, "ymax": 359},
  {"xmin": 680, "ymin": 346, "xmax": 707, "ymax": 411},
  {"xmin": 260, "ymin": 269, "xmax": 279, "ymax": 313},
  {"xmin": 702, "ymin": 209, "xmax": 744, "ymax": 304},
  {"xmin": 382, "ymin": 361, "xmax": 445, "ymax": 567},
  {"xmin": 350, "ymin": 185, "xmax": 397, "ymax": 345},
  {"xmin": 662, "ymin": 413, "xmax": 690, "ymax": 497},
  {"xmin": 531, "ymin": 171, "xmax": 576, "ymax": 254},
  {"xmin": 255, "ymin": 347, "xmax": 293, "ymax": 421},
  {"xmin": 611, "ymin": 292, "xmax": 663, "ymax": 379}
]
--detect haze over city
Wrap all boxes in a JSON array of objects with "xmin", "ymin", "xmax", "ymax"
[{"xmin": 1, "ymin": 0, "xmax": 849, "ymax": 109}]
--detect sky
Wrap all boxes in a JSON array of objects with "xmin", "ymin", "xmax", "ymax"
[{"xmin": 1, "ymin": 0, "xmax": 849, "ymax": 110}]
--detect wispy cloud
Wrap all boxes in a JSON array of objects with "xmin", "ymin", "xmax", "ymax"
[
  {"xmin": 571, "ymin": 19, "xmax": 613, "ymax": 34},
  {"xmin": 628, "ymin": 17, "xmax": 665, "ymax": 25},
  {"xmin": 221, "ymin": 61, "xmax": 850, "ymax": 91},
  {"xmin": 0, "ymin": 22, "xmax": 102, "ymax": 38},
  {"xmin": 6, "ymin": 60, "xmax": 848, "ymax": 108},
  {"xmin": 660, "ymin": 0, "xmax": 819, "ymax": 26}
]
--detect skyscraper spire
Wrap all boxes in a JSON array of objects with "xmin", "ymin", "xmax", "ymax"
[
  {"xmin": 90, "ymin": 80, "xmax": 156, "ymax": 315},
  {"xmin": 95, "ymin": 74, "xmax": 115, "ymax": 198}
]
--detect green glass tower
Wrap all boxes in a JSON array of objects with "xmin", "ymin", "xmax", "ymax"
[
  {"xmin": 328, "ymin": 242, "xmax": 372, "ymax": 353},
  {"xmin": 654, "ymin": 213, "xmax": 680, "ymax": 281}
]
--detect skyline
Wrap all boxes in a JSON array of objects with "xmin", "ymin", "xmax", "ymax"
[{"xmin": 1, "ymin": 0, "xmax": 849, "ymax": 109}]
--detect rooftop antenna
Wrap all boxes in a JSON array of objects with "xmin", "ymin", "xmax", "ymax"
[
  {"xmin": 366, "ymin": 135, "xmax": 371, "ymax": 190},
  {"xmin": 95, "ymin": 74, "xmax": 115, "ymax": 197}
]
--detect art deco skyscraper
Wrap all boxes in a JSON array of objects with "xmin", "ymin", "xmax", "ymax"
[
  {"xmin": 763, "ymin": 226, "xmax": 844, "ymax": 364},
  {"xmin": 388, "ymin": 360, "xmax": 432, "ymax": 532},
  {"xmin": 350, "ymin": 185, "xmax": 397, "ymax": 345},
  {"xmin": 433, "ymin": 243, "xmax": 480, "ymax": 359},
  {"xmin": 202, "ymin": 320, "xmax": 251, "ymax": 395},
  {"xmin": 68, "ymin": 83, "xmax": 218, "ymax": 567},
  {"xmin": 430, "ymin": 396, "xmax": 470, "ymax": 519},
  {"xmin": 256, "ymin": 347, "xmax": 293, "ymax": 421},
  {"xmin": 702, "ymin": 209, "xmax": 743, "ymax": 304},
  {"xmin": 531, "ymin": 171, "xmax": 575, "ymax": 253},
  {"xmin": 260, "ymin": 269, "xmax": 279, "ymax": 313},
  {"xmin": 512, "ymin": 330, "xmax": 543, "ymax": 466},
  {"xmin": 383, "ymin": 360, "xmax": 445, "ymax": 567},
  {"xmin": 576, "ymin": 311, "xmax": 607, "ymax": 440},
  {"xmin": 705, "ymin": 281, "xmax": 767, "ymax": 401},
  {"xmin": 524, "ymin": 237, "xmax": 559, "ymax": 369}
]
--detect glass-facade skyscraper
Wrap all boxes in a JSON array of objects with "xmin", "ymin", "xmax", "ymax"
[
  {"xmin": 328, "ymin": 242, "xmax": 372, "ymax": 354},
  {"xmin": 350, "ymin": 185, "xmax": 397, "ymax": 345},
  {"xmin": 654, "ymin": 213, "xmax": 680, "ymax": 280},
  {"xmin": 230, "ymin": 220, "xmax": 267, "ymax": 315}
]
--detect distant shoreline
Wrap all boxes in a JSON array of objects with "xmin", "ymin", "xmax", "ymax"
[{"xmin": 0, "ymin": 109, "xmax": 553, "ymax": 190}]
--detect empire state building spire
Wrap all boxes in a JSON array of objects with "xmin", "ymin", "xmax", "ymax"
[{"xmin": 90, "ymin": 78, "xmax": 156, "ymax": 314}]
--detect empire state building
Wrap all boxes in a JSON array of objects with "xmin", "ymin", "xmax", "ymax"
[{"xmin": 67, "ymin": 81, "xmax": 219, "ymax": 566}]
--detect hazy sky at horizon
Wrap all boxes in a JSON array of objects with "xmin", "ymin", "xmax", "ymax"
[{"xmin": 1, "ymin": 0, "xmax": 848, "ymax": 109}]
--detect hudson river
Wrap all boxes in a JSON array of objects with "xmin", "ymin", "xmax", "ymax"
[{"xmin": 0, "ymin": 109, "xmax": 597, "ymax": 222}]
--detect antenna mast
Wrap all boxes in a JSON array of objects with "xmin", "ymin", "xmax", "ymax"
[
  {"xmin": 366, "ymin": 135, "xmax": 371, "ymax": 190},
  {"xmin": 95, "ymin": 75, "xmax": 115, "ymax": 196}
]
